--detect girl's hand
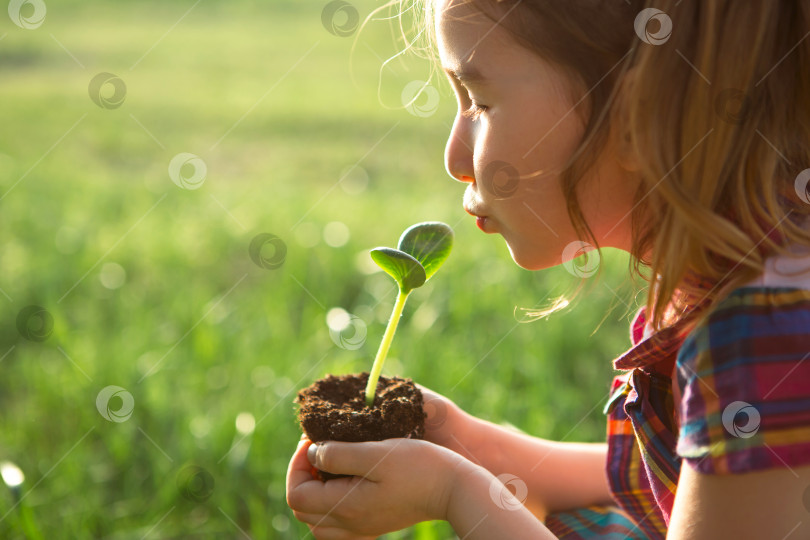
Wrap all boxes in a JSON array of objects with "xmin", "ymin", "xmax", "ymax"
[
  {"xmin": 286, "ymin": 435, "xmax": 465, "ymax": 539},
  {"xmin": 416, "ymin": 383, "xmax": 481, "ymax": 461}
]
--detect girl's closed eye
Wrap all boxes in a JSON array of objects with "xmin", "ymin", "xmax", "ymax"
[
  {"xmin": 447, "ymin": 75, "xmax": 489, "ymax": 121},
  {"xmin": 462, "ymin": 101, "xmax": 488, "ymax": 121}
]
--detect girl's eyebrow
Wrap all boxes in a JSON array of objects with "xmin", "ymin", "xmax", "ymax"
[{"xmin": 443, "ymin": 65, "xmax": 487, "ymax": 84}]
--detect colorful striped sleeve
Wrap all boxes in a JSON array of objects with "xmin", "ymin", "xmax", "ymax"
[
  {"xmin": 674, "ymin": 287, "xmax": 810, "ymax": 474},
  {"xmin": 544, "ymin": 503, "xmax": 651, "ymax": 539}
]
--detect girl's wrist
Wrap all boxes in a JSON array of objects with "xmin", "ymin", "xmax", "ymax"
[
  {"xmin": 447, "ymin": 409, "xmax": 492, "ymax": 472},
  {"xmin": 443, "ymin": 458, "xmax": 554, "ymax": 539},
  {"xmin": 427, "ymin": 402, "xmax": 483, "ymax": 457},
  {"xmin": 429, "ymin": 445, "xmax": 473, "ymax": 522},
  {"xmin": 445, "ymin": 457, "xmax": 482, "ymax": 513}
]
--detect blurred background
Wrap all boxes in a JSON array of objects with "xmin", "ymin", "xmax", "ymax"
[{"xmin": 1, "ymin": 0, "xmax": 643, "ymax": 537}]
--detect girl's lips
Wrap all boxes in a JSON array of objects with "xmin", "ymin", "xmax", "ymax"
[
  {"xmin": 464, "ymin": 206, "xmax": 495, "ymax": 233},
  {"xmin": 464, "ymin": 196, "xmax": 496, "ymax": 233},
  {"xmin": 470, "ymin": 212, "xmax": 496, "ymax": 233}
]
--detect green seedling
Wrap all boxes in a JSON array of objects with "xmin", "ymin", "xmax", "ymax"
[{"xmin": 364, "ymin": 222, "xmax": 453, "ymax": 407}]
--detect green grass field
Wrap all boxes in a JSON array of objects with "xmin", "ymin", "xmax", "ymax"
[{"xmin": 1, "ymin": 1, "xmax": 642, "ymax": 537}]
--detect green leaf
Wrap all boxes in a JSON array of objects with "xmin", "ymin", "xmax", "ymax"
[
  {"xmin": 369, "ymin": 248, "xmax": 426, "ymax": 294},
  {"xmin": 397, "ymin": 222, "xmax": 454, "ymax": 281}
]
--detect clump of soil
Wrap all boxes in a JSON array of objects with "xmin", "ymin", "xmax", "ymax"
[{"xmin": 296, "ymin": 372, "xmax": 425, "ymax": 481}]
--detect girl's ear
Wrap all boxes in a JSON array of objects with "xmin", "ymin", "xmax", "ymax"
[{"xmin": 612, "ymin": 66, "xmax": 641, "ymax": 173}]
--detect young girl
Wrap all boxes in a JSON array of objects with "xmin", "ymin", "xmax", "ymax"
[{"xmin": 287, "ymin": 0, "xmax": 810, "ymax": 537}]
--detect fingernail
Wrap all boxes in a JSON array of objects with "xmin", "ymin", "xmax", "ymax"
[{"xmin": 307, "ymin": 443, "xmax": 318, "ymax": 465}]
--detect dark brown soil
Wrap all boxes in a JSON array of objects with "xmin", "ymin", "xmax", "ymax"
[{"xmin": 296, "ymin": 372, "xmax": 425, "ymax": 481}]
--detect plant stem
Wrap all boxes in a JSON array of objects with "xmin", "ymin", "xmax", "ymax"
[{"xmin": 365, "ymin": 289, "xmax": 409, "ymax": 407}]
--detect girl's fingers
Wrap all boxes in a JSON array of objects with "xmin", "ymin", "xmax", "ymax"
[
  {"xmin": 289, "ymin": 474, "xmax": 367, "ymax": 514},
  {"xmin": 311, "ymin": 440, "xmax": 402, "ymax": 480},
  {"xmin": 307, "ymin": 524, "xmax": 376, "ymax": 540},
  {"xmin": 287, "ymin": 438, "xmax": 314, "ymax": 481},
  {"xmin": 292, "ymin": 510, "xmax": 343, "ymax": 529},
  {"xmin": 414, "ymin": 382, "xmax": 439, "ymax": 398},
  {"xmin": 289, "ymin": 438, "xmax": 374, "ymax": 515},
  {"xmin": 286, "ymin": 439, "xmax": 324, "ymax": 509}
]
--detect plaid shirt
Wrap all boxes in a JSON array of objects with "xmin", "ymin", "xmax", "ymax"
[{"xmin": 544, "ymin": 286, "xmax": 810, "ymax": 539}]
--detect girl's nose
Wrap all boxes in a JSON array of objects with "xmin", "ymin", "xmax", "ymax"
[{"xmin": 444, "ymin": 114, "xmax": 475, "ymax": 183}]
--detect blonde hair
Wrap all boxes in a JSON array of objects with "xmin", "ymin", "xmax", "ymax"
[
  {"xmin": 377, "ymin": 0, "xmax": 810, "ymax": 332},
  {"xmin": 625, "ymin": 1, "xmax": 810, "ymax": 331}
]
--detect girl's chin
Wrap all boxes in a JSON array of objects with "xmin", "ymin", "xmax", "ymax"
[{"xmin": 505, "ymin": 241, "xmax": 561, "ymax": 271}]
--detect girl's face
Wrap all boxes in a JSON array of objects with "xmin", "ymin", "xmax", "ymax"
[{"xmin": 435, "ymin": 0, "xmax": 639, "ymax": 270}]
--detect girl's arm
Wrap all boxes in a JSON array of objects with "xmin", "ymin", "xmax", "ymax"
[
  {"xmin": 445, "ymin": 458, "xmax": 557, "ymax": 539},
  {"xmin": 433, "ymin": 404, "xmax": 613, "ymax": 519}
]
